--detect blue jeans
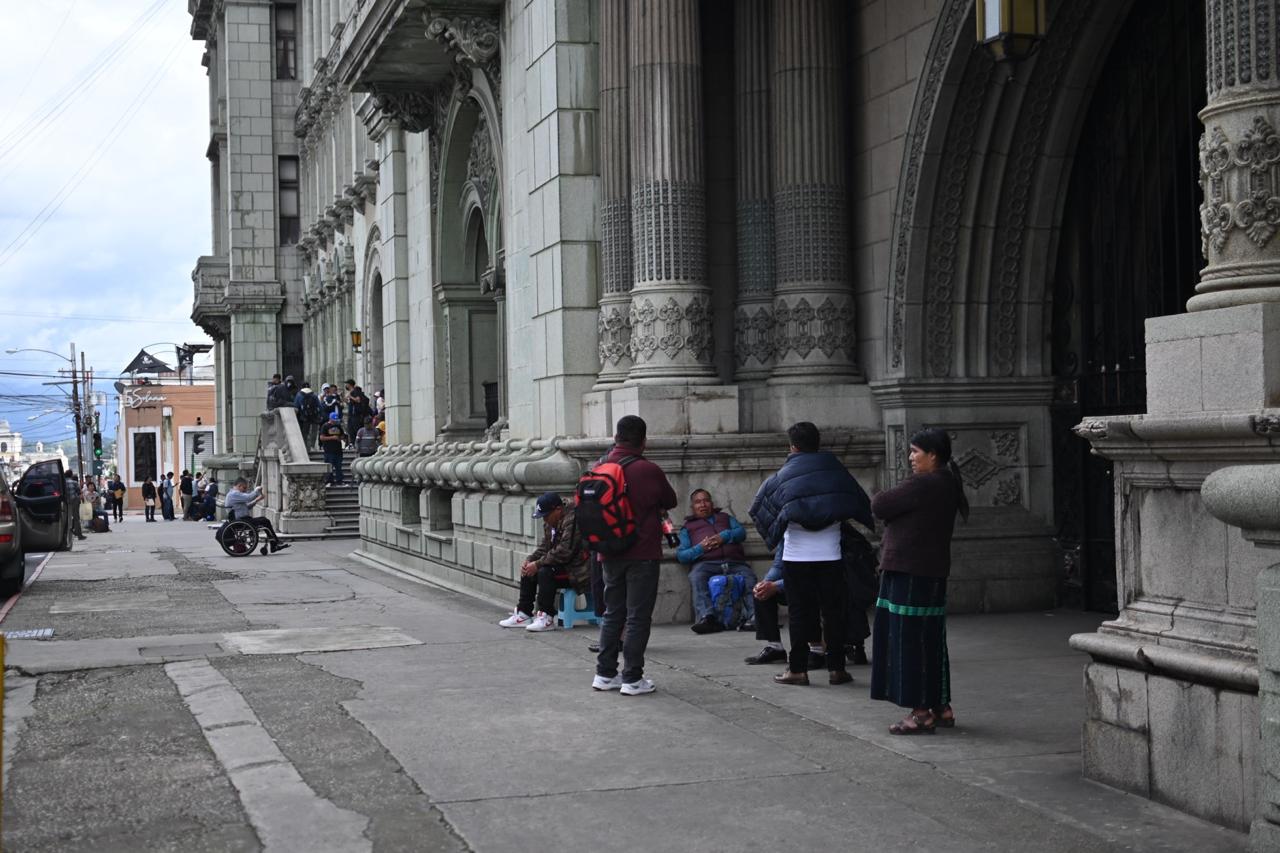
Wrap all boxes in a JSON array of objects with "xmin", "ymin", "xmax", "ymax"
[
  {"xmin": 689, "ymin": 561, "xmax": 757, "ymax": 621},
  {"xmin": 596, "ymin": 559, "xmax": 660, "ymax": 683},
  {"xmin": 325, "ymin": 452, "xmax": 344, "ymax": 484}
]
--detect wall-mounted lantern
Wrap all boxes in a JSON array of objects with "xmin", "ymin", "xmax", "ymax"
[
  {"xmin": 976, "ymin": 0, "xmax": 1048, "ymax": 62},
  {"xmin": 350, "ymin": 330, "xmax": 363, "ymax": 354}
]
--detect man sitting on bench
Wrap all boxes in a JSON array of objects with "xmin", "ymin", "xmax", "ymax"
[
  {"xmin": 498, "ymin": 492, "xmax": 586, "ymax": 633},
  {"xmin": 224, "ymin": 478, "xmax": 291, "ymax": 555}
]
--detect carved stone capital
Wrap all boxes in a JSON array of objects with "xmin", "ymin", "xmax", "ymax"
[
  {"xmin": 423, "ymin": 10, "xmax": 499, "ymax": 67},
  {"xmin": 368, "ymin": 84, "xmax": 435, "ymax": 134}
]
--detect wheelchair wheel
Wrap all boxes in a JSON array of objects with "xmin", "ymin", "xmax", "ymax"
[{"xmin": 219, "ymin": 519, "xmax": 260, "ymax": 557}]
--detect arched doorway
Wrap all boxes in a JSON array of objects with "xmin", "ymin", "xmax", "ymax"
[
  {"xmin": 1050, "ymin": 0, "xmax": 1206, "ymax": 611},
  {"xmin": 365, "ymin": 269, "xmax": 385, "ymax": 394}
]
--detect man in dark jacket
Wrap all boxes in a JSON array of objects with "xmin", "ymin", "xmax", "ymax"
[
  {"xmin": 592, "ymin": 415, "xmax": 677, "ymax": 696},
  {"xmin": 498, "ymin": 493, "xmax": 587, "ymax": 632},
  {"xmin": 676, "ymin": 488, "xmax": 755, "ymax": 634},
  {"xmin": 345, "ymin": 381, "xmax": 372, "ymax": 447},
  {"xmin": 748, "ymin": 422, "xmax": 872, "ymax": 686},
  {"xmin": 268, "ymin": 375, "xmax": 297, "ymax": 411}
]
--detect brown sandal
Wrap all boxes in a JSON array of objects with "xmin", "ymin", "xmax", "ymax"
[
  {"xmin": 888, "ymin": 711, "xmax": 936, "ymax": 735},
  {"xmin": 932, "ymin": 705, "xmax": 956, "ymax": 728},
  {"xmin": 773, "ymin": 670, "xmax": 810, "ymax": 686}
]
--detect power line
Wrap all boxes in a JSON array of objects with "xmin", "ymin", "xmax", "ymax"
[
  {"xmin": 9, "ymin": 0, "xmax": 80, "ymax": 114},
  {"xmin": 0, "ymin": 0, "xmax": 168, "ymax": 163},
  {"xmin": 0, "ymin": 310, "xmax": 196, "ymax": 325},
  {"xmin": 0, "ymin": 38, "xmax": 186, "ymax": 269}
]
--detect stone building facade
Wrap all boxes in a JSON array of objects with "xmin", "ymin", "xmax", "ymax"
[{"xmin": 189, "ymin": 0, "xmax": 1280, "ymax": 839}]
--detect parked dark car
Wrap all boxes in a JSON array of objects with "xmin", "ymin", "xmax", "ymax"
[{"xmin": 0, "ymin": 459, "xmax": 73, "ymax": 598}]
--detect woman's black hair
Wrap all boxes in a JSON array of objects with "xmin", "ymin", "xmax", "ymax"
[{"xmin": 910, "ymin": 427, "xmax": 970, "ymax": 521}]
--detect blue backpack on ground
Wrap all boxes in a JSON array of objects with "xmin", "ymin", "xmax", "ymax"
[{"xmin": 707, "ymin": 573, "xmax": 749, "ymax": 629}]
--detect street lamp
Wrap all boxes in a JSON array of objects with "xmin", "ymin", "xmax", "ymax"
[
  {"xmin": 350, "ymin": 330, "xmax": 363, "ymax": 353},
  {"xmin": 4, "ymin": 344, "xmax": 87, "ymax": 483},
  {"xmin": 975, "ymin": 0, "xmax": 1047, "ymax": 62}
]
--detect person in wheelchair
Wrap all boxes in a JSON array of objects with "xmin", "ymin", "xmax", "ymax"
[{"xmin": 224, "ymin": 479, "xmax": 291, "ymax": 555}]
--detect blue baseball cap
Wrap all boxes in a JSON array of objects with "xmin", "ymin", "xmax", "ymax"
[
  {"xmin": 532, "ymin": 492, "xmax": 564, "ymax": 518},
  {"xmin": 329, "ymin": 411, "xmax": 341, "ymax": 420}
]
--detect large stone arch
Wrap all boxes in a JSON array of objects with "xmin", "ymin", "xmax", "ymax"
[
  {"xmin": 887, "ymin": 0, "xmax": 1138, "ymax": 380},
  {"xmin": 432, "ymin": 64, "xmax": 505, "ymax": 434},
  {"xmin": 363, "ymin": 226, "xmax": 384, "ymax": 393}
]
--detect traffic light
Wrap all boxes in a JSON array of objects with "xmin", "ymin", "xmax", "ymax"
[
  {"xmin": 92, "ymin": 432, "xmax": 103, "ymax": 459},
  {"xmin": 191, "ymin": 435, "xmax": 205, "ymax": 456}
]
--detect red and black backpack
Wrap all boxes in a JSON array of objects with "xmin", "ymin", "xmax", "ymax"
[{"xmin": 574, "ymin": 456, "xmax": 638, "ymax": 555}]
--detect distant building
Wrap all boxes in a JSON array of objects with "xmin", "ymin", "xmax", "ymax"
[{"xmin": 114, "ymin": 375, "xmax": 216, "ymax": 509}]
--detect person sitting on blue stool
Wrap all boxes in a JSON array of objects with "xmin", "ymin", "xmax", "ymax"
[
  {"xmin": 677, "ymin": 489, "xmax": 756, "ymax": 634},
  {"xmin": 498, "ymin": 492, "xmax": 588, "ymax": 633}
]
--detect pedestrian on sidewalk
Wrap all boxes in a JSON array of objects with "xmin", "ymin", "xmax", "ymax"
[
  {"xmin": 108, "ymin": 475, "xmax": 125, "ymax": 522},
  {"xmin": 141, "ymin": 477, "xmax": 158, "ymax": 522},
  {"xmin": 591, "ymin": 415, "xmax": 677, "ymax": 696},
  {"xmin": 294, "ymin": 382, "xmax": 323, "ymax": 450},
  {"xmin": 179, "ymin": 470, "xmax": 193, "ymax": 517},
  {"xmin": 63, "ymin": 472, "xmax": 86, "ymax": 540},
  {"xmin": 749, "ymin": 422, "xmax": 873, "ymax": 688},
  {"xmin": 345, "ymin": 380, "xmax": 371, "ymax": 448},
  {"xmin": 161, "ymin": 472, "xmax": 176, "ymax": 520},
  {"xmin": 498, "ymin": 493, "xmax": 587, "ymax": 632},
  {"xmin": 869, "ymin": 427, "xmax": 969, "ymax": 735},
  {"xmin": 321, "ymin": 383, "xmax": 344, "ymax": 422},
  {"xmin": 319, "ymin": 412, "xmax": 346, "ymax": 486}
]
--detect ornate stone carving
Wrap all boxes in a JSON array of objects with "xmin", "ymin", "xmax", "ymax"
[
  {"xmin": 955, "ymin": 448, "xmax": 1002, "ymax": 489},
  {"xmin": 1073, "ymin": 419, "xmax": 1109, "ymax": 440},
  {"xmin": 1200, "ymin": 116, "xmax": 1280, "ymax": 254},
  {"xmin": 629, "ymin": 298, "xmax": 659, "ymax": 361},
  {"xmin": 775, "ymin": 186, "xmax": 846, "ymax": 284},
  {"xmin": 628, "ymin": 295, "xmax": 712, "ymax": 364},
  {"xmin": 1208, "ymin": 0, "xmax": 1280, "ymax": 94},
  {"xmin": 989, "ymin": 0, "xmax": 1090, "ymax": 377},
  {"xmin": 1252, "ymin": 413, "xmax": 1280, "ymax": 434},
  {"xmin": 631, "ymin": 181, "xmax": 706, "ymax": 285},
  {"xmin": 598, "ymin": 304, "xmax": 632, "ymax": 367},
  {"xmin": 287, "ymin": 477, "xmax": 327, "ymax": 513},
  {"xmin": 600, "ymin": 198, "xmax": 633, "ymax": 296},
  {"xmin": 466, "ymin": 114, "xmax": 495, "ymax": 207},
  {"xmin": 990, "ymin": 430, "xmax": 1020, "ymax": 461},
  {"xmin": 736, "ymin": 200, "xmax": 774, "ymax": 297},
  {"xmin": 889, "ymin": 0, "xmax": 970, "ymax": 369},
  {"xmin": 992, "ymin": 475, "xmax": 1023, "ymax": 507},
  {"xmin": 424, "ymin": 11, "xmax": 499, "ymax": 66},
  {"xmin": 774, "ymin": 296, "xmax": 852, "ymax": 362},
  {"xmin": 734, "ymin": 306, "xmax": 774, "ymax": 367},
  {"xmin": 369, "ymin": 85, "xmax": 434, "ymax": 134},
  {"xmin": 925, "ymin": 54, "xmax": 994, "ymax": 378}
]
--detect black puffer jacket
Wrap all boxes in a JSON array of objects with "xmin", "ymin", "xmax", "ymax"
[{"xmin": 749, "ymin": 451, "xmax": 874, "ymax": 551}]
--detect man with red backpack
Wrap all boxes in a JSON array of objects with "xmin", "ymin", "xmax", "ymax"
[{"xmin": 582, "ymin": 415, "xmax": 677, "ymax": 696}]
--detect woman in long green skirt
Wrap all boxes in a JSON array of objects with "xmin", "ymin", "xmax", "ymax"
[{"xmin": 869, "ymin": 428, "xmax": 969, "ymax": 735}]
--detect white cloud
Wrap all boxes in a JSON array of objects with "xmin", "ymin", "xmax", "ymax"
[{"xmin": 0, "ymin": 0, "xmax": 215, "ymax": 441}]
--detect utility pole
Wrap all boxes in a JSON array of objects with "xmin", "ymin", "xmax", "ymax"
[
  {"xmin": 81, "ymin": 352, "xmax": 91, "ymax": 482},
  {"xmin": 69, "ymin": 343, "xmax": 85, "ymax": 485}
]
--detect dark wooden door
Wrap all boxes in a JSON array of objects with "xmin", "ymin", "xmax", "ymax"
[{"xmin": 1051, "ymin": 0, "xmax": 1205, "ymax": 612}]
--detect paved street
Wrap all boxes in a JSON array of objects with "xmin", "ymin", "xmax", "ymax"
[{"xmin": 0, "ymin": 517, "xmax": 1249, "ymax": 852}]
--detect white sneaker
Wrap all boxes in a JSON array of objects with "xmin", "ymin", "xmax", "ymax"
[
  {"xmin": 498, "ymin": 609, "xmax": 532, "ymax": 628},
  {"xmin": 525, "ymin": 612, "xmax": 557, "ymax": 632},
  {"xmin": 591, "ymin": 674, "xmax": 623, "ymax": 691},
  {"xmin": 620, "ymin": 677, "xmax": 656, "ymax": 696}
]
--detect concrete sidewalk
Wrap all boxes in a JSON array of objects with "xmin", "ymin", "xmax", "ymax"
[{"xmin": 1, "ymin": 519, "xmax": 1249, "ymax": 852}]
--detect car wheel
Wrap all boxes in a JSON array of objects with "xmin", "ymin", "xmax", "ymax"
[
  {"xmin": 62, "ymin": 520, "xmax": 74, "ymax": 552},
  {"xmin": 0, "ymin": 552, "xmax": 25, "ymax": 598}
]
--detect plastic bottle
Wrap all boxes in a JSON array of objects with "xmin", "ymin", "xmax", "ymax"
[{"xmin": 661, "ymin": 512, "xmax": 679, "ymax": 548}]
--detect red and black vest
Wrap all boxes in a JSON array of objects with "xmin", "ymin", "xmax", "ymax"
[{"xmin": 681, "ymin": 512, "xmax": 746, "ymax": 563}]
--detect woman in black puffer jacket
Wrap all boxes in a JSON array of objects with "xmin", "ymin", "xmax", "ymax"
[{"xmin": 869, "ymin": 427, "xmax": 969, "ymax": 735}]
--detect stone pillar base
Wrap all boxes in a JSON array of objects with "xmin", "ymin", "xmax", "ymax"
[
  {"xmin": 743, "ymin": 382, "xmax": 878, "ymax": 433},
  {"xmin": 609, "ymin": 383, "xmax": 740, "ymax": 436}
]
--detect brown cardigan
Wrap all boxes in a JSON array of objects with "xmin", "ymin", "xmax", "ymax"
[{"xmin": 870, "ymin": 471, "xmax": 961, "ymax": 578}]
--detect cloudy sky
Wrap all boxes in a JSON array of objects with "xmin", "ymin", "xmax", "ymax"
[{"xmin": 0, "ymin": 1, "xmax": 211, "ymax": 455}]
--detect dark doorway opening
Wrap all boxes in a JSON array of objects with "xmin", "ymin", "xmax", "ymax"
[{"xmin": 1050, "ymin": 0, "xmax": 1205, "ymax": 612}]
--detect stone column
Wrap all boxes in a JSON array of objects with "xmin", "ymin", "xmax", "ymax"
[
  {"xmin": 594, "ymin": 0, "xmax": 633, "ymax": 388},
  {"xmin": 625, "ymin": 0, "xmax": 716, "ymax": 383},
  {"xmin": 768, "ymin": 0, "xmax": 857, "ymax": 382},
  {"xmin": 1191, "ymin": 0, "xmax": 1280, "ymax": 310},
  {"xmin": 733, "ymin": 0, "xmax": 774, "ymax": 383}
]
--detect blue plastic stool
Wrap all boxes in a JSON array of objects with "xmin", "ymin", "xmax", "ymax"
[{"xmin": 556, "ymin": 588, "xmax": 599, "ymax": 629}]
